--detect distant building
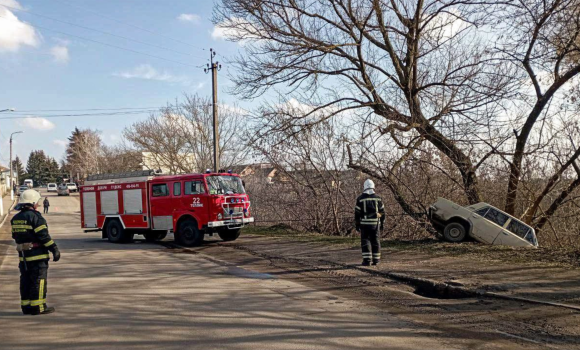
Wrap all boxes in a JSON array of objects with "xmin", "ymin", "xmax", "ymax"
[
  {"xmin": 230, "ymin": 163, "xmax": 277, "ymax": 183},
  {"xmin": 141, "ymin": 152, "xmax": 196, "ymax": 175},
  {"xmin": 0, "ymin": 165, "xmax": 13, "ymax": 196}
]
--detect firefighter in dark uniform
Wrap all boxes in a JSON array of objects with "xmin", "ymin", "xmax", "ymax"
[
  {"xmin": 11, "ymin": 189, "xmax": 61, "ymax": 315},
  {"xmin": 354, "ymin": 179, "xmax": 385, "ymax": 266}
]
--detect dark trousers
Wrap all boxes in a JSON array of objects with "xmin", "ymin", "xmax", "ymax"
[
  {"xmin": 19, "ymin": 260, "xmax": 49, "ymax": 314},
  {"xmin": 361, "ymin": 225, "xmax": 381, "ymax": 262},
  {"xmin": 44, "ymin": 207, "xmax": 49, "ymax": 214}
]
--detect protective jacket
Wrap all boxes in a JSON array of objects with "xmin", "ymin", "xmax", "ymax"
[
  {"xmin": 354, "ymin": 193, "xmax": 386, "ymax": 230},
  {"xmin": 11, "ymin": 208, "xmax": 57, "ymax": 262}
]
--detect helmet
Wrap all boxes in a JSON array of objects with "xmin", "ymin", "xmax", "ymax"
[
  {"xmin": 19, "ymin": 189, "xmax": 41, "ymax": 206},
  {"xmin": 364, "ymin": 179, "xmax": 375, "ymax": 191}
]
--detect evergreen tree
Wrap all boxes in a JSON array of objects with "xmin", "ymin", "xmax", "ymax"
[
  {"xmin": 11, "ymin": 156, "xmax": 25, "ymax": 185},
  {"xmin": 25, "ymin": 151, "xmax": 61, "ymax": 185}
]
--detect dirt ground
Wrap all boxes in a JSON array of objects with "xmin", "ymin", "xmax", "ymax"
[{"xmin": 192, "ymin": 227, "xmax": 580, "ymax": 349}]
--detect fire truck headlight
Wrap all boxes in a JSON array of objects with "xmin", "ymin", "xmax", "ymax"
[
  {"xmin": 244, "ymin": 209, "xmax": 250, "ymax": 217},
  {"xmin": 217, "ymin": 213, "xmax": 223, "ymax": 220}
]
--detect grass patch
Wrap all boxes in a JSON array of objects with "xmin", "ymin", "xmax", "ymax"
[{"xmin": 244, "ymin": 226, "xmax": 359, "ymax": 246}]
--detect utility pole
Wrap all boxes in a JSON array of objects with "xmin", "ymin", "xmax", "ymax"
[
  {"xmin": 10, "ymin": 131, "xmax": 23, "ymax": 200},
  {"xmin": 204, "ymin": 48, "xmax": 221, "ymax": 173}
]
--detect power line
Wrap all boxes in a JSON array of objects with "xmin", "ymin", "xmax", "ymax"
[
  {"xmin": 0, "ymin": 15, "xmax": 200, "ymax": 68},
  {"xmin": 0, "ymin": 4, "xmax": 204, "ymax": 59},
  {"xmin": 0, "ymin": 111, "xmax": 155, "ymax": 120},
  {"xmin": 54, "ymin": 0, "xmax": 206, "ymax": 51},
  {"xmin": 8, "ymin": 107, "xmax": 163, "ymax": 113}
]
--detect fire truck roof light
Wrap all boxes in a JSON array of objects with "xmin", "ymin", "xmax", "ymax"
[
  {"xmin": 228, "ymin": 169, "xmax": 232, "ymax": 174},
  {"xmin": 205, "ymin": 169, "xmax": 211, "ymax": 173}
]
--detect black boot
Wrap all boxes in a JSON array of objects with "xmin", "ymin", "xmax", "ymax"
[
  {"xmin": 30, "ymin": 307, "xmax": 55, "ymax": 315},
  {"xmin": 362, "ymin": 259, "xmax": 371, "ymax": 266},
  {"xmin": 21, "ymin": 307, "xmax": 32, "ymax": 315},
  {"xmin": 372, "ymin": 260, "xmax": 380, "ymax": 266}
]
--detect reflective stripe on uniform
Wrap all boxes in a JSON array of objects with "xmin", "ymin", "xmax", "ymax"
[
  {"xmin": 361, "ymin": 219, "xmax": 379, "ymax": 225},
  {"xmin": 38, "ymin": 279, "xmax": 45, "ymax": 312},
  {"xmin": 30, "ymin": 299, "xmax": 46, "ymax": 306},
  {"xmin": 19, "ymin": 254, "xmax": 50, "ymax": 262},
  {"xmin": 372, "ymin": 253, "xmax": 381, "ymax": 258},
  {"xmin": 34, "ymin": 225, "xmax": 48, "ymax": 233},
  {"xmin": 355, "ymin": 206, "xmax": 361, "ymax": 212},
  {"xmin": 21, "ymin": 300, "xmax": 30, "ymax": 306},
  {"xmin": 362, "ymin": 253, "xmax": 372, "ymax": 257},
  {"xmin": 12, "ymin": 225, "xmax": 33, "ymax": 230},
  {"xmin": 44, "ymin": 240, "xmax": 55, "ymax": 247}
]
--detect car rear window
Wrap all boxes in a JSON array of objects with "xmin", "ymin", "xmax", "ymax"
[
  {"xmin": 474, "ymin": 207, "xmax": 489, "ymax": 216},
  {"xmin": 506, "ymin": 219, "xmax": 531, "ymax": 239},
  {"xmin": 484, "ymin": 208, "xmax": 509, "ymax": 227}
]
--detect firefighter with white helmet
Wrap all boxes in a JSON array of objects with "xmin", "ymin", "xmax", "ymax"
[
  {"xmin": 354, "ymin": 179, "xmax": 385, "ymax": 266},
  {"xmin": 11, "ymin": 189, "xmax": 60, "ymax": 315}
]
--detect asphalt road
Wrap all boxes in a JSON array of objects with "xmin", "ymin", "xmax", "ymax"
[{"xmin": 0, "ymin": 191, "xmax": 497, "ymax": 350}]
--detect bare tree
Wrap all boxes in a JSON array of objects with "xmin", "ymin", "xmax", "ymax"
[
  {"xmin": 215, "ymin": 0, "xmax": 513, "ymax": 220},
  {"xmin": 66, "ymin": 128, "xmax": 103, "ymax": 178},
  {"xmin": 99, "ymin": 145, "xmax": 143, "ymax": 174},
  {"xmin": 123, "ymin": 94, "xmax": 250, "ymax": 174},
  {"xmin": 494, "ymin": 0, "xmax": 580, "ymax": 224}
]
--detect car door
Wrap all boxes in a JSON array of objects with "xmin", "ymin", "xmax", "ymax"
[
  {"xmin": 469, "ymin": 207, "xmax": 493, "ymax": 243},
  {"xmin": 471, "ymin": 207, "xmax": 509, "ymax": 244},
  {"xmin": 493, "ymin": 218, "xmax": 533, "ymax": 247},
  {"xmin": 149, "ymin": 183, "xmax": 173, "ymax": 230},
  {"xmin": 183, "ymin": 179, "xmax": 208, "ymax": 222}
]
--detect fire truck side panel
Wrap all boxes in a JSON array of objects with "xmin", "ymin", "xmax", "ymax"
[
  {"xmin": 81, "ymin": 191, "xmax": 97, "ymax": 228},
  {"xmin": 82, "ymin": 182, "xmax": 149, "ymax": 230},
  {"xmin": 100, "ymin": 191, "xmax": 119, "ymax": 214}
]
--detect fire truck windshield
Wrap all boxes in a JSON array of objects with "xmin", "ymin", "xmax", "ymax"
[{"xmin": 206, "ymin": 175, "xmax": 246, "ymax": 195}]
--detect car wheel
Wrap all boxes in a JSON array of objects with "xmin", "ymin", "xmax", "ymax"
[
  {"xmin": 218, "ymin": 228, "xmax": 241, "ymax": 242},
  {"xmin": 106, "ymin": 220, "xmax": 131, "ymax": 243},
  {"xmin": 443, "ymin": 222, "xmax": 467, "ymax": 243},
  {"xmin": 175, "ymin": 219, "xmax": 203, "ymax": 247},
  {"xmin": 144, "ymin": 232, "xmax": 167, "ymax": 242}
]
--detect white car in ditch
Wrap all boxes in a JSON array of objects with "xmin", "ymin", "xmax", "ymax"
[{"xmin": 429, "ymin": 198, "xmax": 538, "ymax": 248}]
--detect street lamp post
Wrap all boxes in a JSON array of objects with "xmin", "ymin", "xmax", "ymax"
[
  {"xmin": 0, "ymin": 109, "xmax": 17, "ymax": 216},
  {"xmin": 10, "ymin": 131, "xmax": 23, "ymax": 200}
]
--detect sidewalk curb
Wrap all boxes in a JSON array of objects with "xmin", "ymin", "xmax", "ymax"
[
  {"xmin": 348, "ymin": 262, "xmax": 580, "ymax": 311},
  {"xmin": 221, "ymin": 239, "xmax": 580, "ymax": 312}
]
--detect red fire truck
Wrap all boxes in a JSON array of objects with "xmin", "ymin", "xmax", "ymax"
[{"xmin": 80, "ymin": 170, "xmax": 254, "ymax": 246}]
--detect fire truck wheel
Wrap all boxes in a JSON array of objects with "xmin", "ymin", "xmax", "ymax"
[
  {"xmin": 176, "ymin": 220, "xmax": 204, "ymax": 247},
  {"xmin": 106, "ymin": 220, "xmax": 129, "ymax": 243},
  {"xmin": 218, "ymin": 229, "xmax": 241, "ymax": 242},
  {"xmin": 144, "ymin": 232, "xmax": 167, "ymax": 242}
]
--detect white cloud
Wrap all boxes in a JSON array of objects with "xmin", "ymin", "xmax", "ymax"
[
  {"xmin": 53, "ymin": 139, "xmax": 67, "ymax": 147},
  {"xmin": 212, "ymin": 17, "xmax": 259, "ymax": 43},
  {"xmin": 424, "ymin": 9, "xmax": 469, "ymax": 41},
  {"xmin": 0, "ymin": 2, "xmax": 40, "ymax": 52},
  {"xmin": 177, "ymin": 13, "xmax": 201, "ymax": 24},
  {"xmin": 0, "ymin": 0, "xmax": 23, "ymax": 10},
  {"xmin": 113, "ymin": 64, "xmax": 189, "ymax": 84},
  {"xmin": 50, "ymin": 45, "xmax": 69, "ymax": 63},
  {"xmin": 19, "ymin": 117, "xmax": 56, "ymax": 131}
]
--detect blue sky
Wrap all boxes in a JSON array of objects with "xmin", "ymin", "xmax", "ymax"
[{"xmin": 0, "ymin": 0, "xmax": 248, "ymax": 166}]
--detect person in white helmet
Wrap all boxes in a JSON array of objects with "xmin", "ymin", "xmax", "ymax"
[
  {"xmin": 354, "ymin": 179, "xmax": 385, "ymax": 266},
  {"xmin": 11, "ymin": 189, "xmax": 61, "ymax": 315}
]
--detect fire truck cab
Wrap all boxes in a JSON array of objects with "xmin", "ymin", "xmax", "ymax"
[{"xmin": 80, "ymin": 170, "xmax": 254, "ymax": 246}]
